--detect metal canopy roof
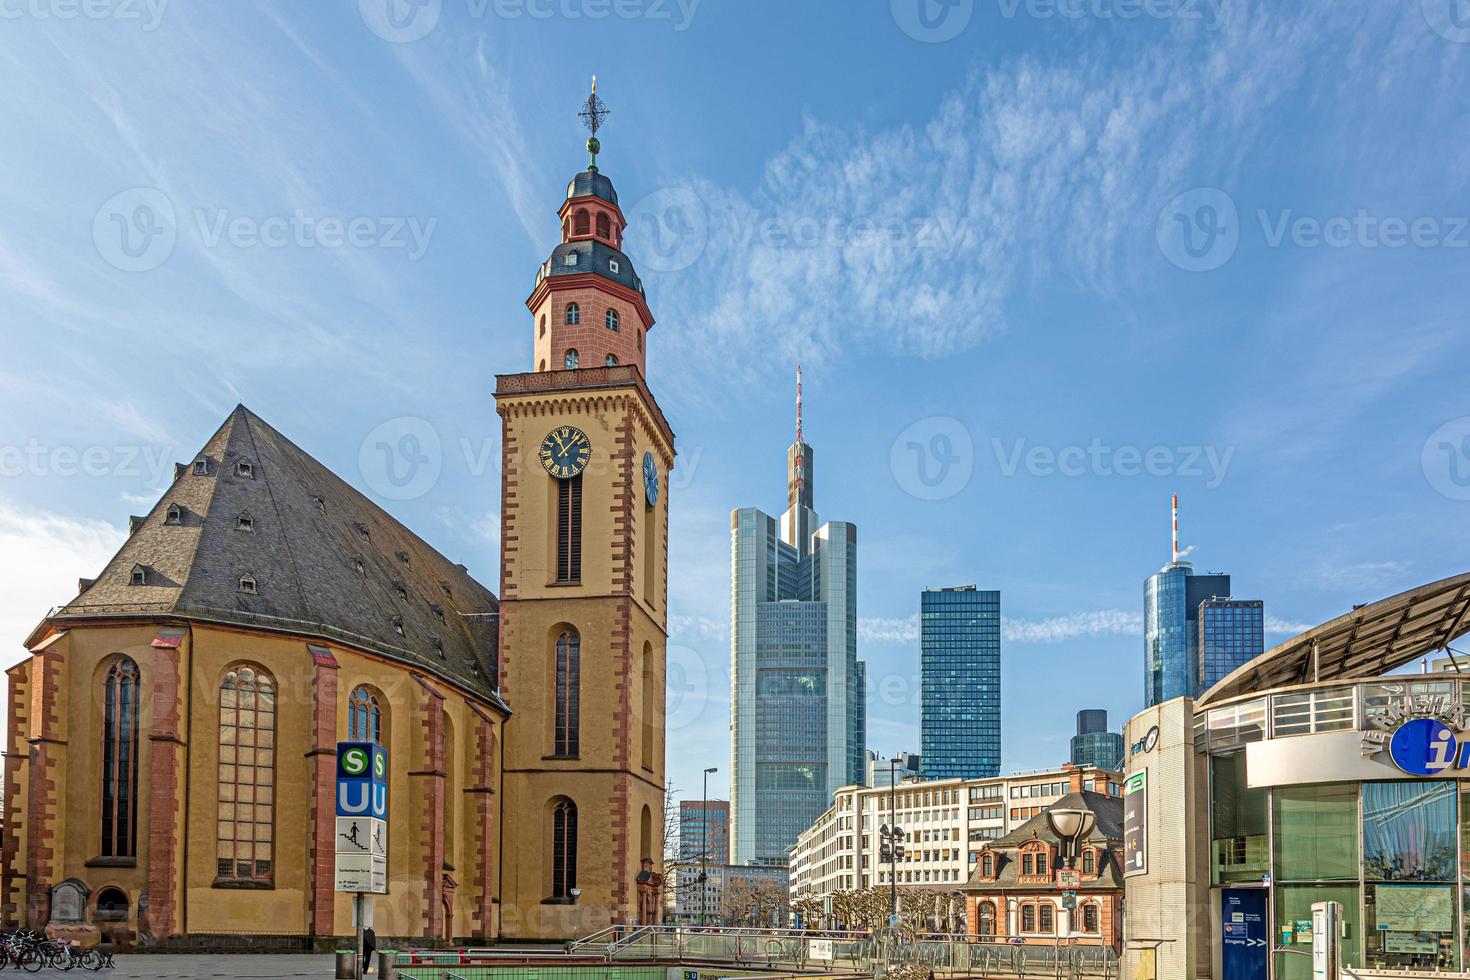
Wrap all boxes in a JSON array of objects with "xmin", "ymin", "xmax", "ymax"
[{"xmin": 1196, "ymin": 571, "xmax": 1470, "ymax": 708}]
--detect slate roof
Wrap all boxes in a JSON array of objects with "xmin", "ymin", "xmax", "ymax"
[
  {"xmin": 962, "ymin": 791, "xmax": 1124, "ymax": 892},
  {"xmin": 566, "ymin": 167, "xmax": 618, "ymax": 206},
  {"xmin": 44, "ymin": 405, "xmax": 504, "ymax": 707},
  {"xmin": 537, "ymin": 239, "xmax": 645, "ymax": 296}
]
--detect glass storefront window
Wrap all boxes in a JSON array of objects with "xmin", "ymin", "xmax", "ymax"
[
  {"xmin": 1363, "ymin": 781, "xmax": 1457, "ymax": 882},
  {"xmin": 1365, "ymin": 883, "xmax": 1458, "ymax": 972},
  {"xmin": 1275, "ymin": 784, "xmax": 1358, "ymax": 881},
  {"xmin": 1207, "ymin": 699, "xmax": 1266, "ymax": 749},
  {"xmin": 1362, "ymin": 681, "xmax": 1455, "ymax": 730},
  {"xmin": 1211, "ymin": 753, "xmax": 1267, "ymax": 883},
  {"xmin": 1270, "ymin": 686, "xmax": 1355, "ymax": 736},
  {"xmin": 1273, "ymin": 884, "xmax": 1360, "ymax": 980}
]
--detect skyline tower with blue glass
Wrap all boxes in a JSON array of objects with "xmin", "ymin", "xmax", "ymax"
[
  {"xmin": 920, "ymin": 585, "xmax": 1001, "ymax": 780},
  {"xmin": 729, "ymin": 367, "xmax": 866, "ymax": 866},
  {"xmin": 1144, "ymin": 496, "xmax": 1264, "ymax": 705}
]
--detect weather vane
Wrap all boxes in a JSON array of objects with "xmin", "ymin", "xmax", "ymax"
[{"xmin": 578, "ymin": 75, "xmax": 609, "ymax": 170}]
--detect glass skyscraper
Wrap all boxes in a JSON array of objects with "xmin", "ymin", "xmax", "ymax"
[
  {"xmin": 1069, "ymin": 709, "xmax": 1124, "ymax": 771},
  {"xmin": 919, "ymin": 586, "xmax": 1001, "ymax": 780},
  {"xmin": 730, "ymin": 372, "xmax": 866, "ymax": 866},
  {"xmin": 1145, "ymin": 563, "xmax": 1264, "ymax": 705},
  {"xmin": 1198, "ymin": 598, "xmax": 1266, "ymax": 693}
]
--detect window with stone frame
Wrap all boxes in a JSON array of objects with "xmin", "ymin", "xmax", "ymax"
[
  {"xmin": 349, "ymin": 686, "xmax": 384, "ymax": 744},
  {"xmin": 553, "ymin": 629, "xmax": 580, "ymax": 757},
  {"xmin": 99, "ymin": 656, "xmax": 140, "ymax": 859},
  {"xmin": 216, "ymin": 663, "xmax": 276, "ymax": 884},
  {"xmin": 551, "ymin": 797, "xmax": 578, "ymax": 900}
]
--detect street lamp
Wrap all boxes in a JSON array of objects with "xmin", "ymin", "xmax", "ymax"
[
  {"xmin": 701, "ymin": 766, "xmax": 718, "ymax": 926},
  {"xmin": 1044, "ymin": 807, "xmax": 1096, "ymax": 869},
  {"xmin": 877, "ymin": 757, "xmax": 906, "ymax": 930}
]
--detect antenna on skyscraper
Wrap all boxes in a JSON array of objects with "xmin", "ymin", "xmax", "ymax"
[
  {"xmin": 1171, "ymin": 493, "xmax": 1180, "ymax": 564},
  {"xmin": 795, "ymin": 363, "xmax": 803, "ymax": 445}
]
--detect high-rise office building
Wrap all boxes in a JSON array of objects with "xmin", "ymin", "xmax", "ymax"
[
  {"xmin": 920, "ymin": 586, "xmax": 1001, "ymax": 779},
  {"xmin": 730, "ymin": 368, "xmax": 866, "ymax": 866},
  {"xmin": 1069, "ymin": 710, "xmax": 1124, "ymax": 771},
  {"xmin": 866, "ymin": 750, "xmax": 922, "ymax": 788},
  {"xmin": 678, "ymin": 800, "xmax": 730, "ymax": 865},
  {"xmin": 1198, "ymin": 598, "xmax": 1266, "ymax": 693},
  {"xmin": 1144, "ymin": 497, "xmax": 1263, "ymax": 705}
]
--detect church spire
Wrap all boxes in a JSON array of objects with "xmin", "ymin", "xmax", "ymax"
[{"xmin": 578, "ymin": 75, "xmax": 609, "ymax": 171}]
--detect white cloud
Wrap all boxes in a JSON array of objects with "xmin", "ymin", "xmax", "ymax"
[
  {"xmin": 0, "ymin": 499, "xmax": 125, "ymax": 667},
  {"xmin": 1264, "ymin": 616, "xmax": 1314, "ymax": 636}
]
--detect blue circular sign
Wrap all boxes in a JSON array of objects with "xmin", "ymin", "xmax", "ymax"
[{"xmin": 1389, "ymin": 718, "xmax": 1460, "ymax": 775}]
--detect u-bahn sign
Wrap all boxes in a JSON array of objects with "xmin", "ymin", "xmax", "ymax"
[
  {"xmin": 335, "ymin": 741, "xmax": 389, "ymax": 893},
  {"xmin": 1362, "ymin": 693, "xmax": 1470, "ymax": 776}
]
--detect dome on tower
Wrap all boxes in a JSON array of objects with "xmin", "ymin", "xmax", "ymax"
[
  {"xmin": 566, "ymin": 168, "xmax": 618, "ymax": 206},
  {"xmin": 535, "ymin": 239, "xmax": 644, "ymax": 296}
]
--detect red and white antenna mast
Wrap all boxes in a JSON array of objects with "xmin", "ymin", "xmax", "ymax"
[
  {"xmin": 795, "ymin": 363, "xmax": 804, "ymax": 445},
  {"xmin": 1171, "ymin": 493, "xmax": 1180, "ymax": 564}
]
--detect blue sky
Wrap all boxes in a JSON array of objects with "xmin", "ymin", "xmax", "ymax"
[{"xmin": 2, "ymin": 1, "xmax": 1469, "ymax": 804}]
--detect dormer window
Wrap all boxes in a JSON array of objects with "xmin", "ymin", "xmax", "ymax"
[
  {"xmin": 565, "ymin": 303, "xmax": 580, "ymax": 325},
  {"xmin": 565, "ymin": 349, "xmax": 579, "ymax": 370},
  {"xmin": 441, "ymin": 583, "xmax": 452, "ymax": 598},
  {"xmin": 239, "ymin": 574, "xmax": 258, "ymax": 595},
  {"xmin": 394, "ymin": 583, "xmax": 408, "ymax": 600},
  {"xmin": 192, "ymin": 458, "xmax": 209, "ymax": 476},
  {"xmin": 352, "ymin": 558, "xmax": 365, "ymax": 576},
  {"xmin": 608, "ymin": 258, "xmax": 620, "ymax": 274},
  {"xmin": 235, "ymin": 459, "xmax": 254, "ymax": 479},
  {"xmin": 396, "ymin": 551, "xmax": 410, "ymax": 565},
  {"xmin": 314, "ymin": 496, "xmax": 326, "ymax": 515},
  {"xmin": 431, "ymin": 604, "xmax": 445, "ymax": 622},
  {"xmin": 391, "ymin": 616, "xmax": 404, "ymax": 637},
  {"xmin": 129, "ymin": 564, "xmax": 147, "ymax": 587},
  {"xmin": 353, "ymin": 522, "xmax": 370, "ymax": 541},
  {"xmin": 235, "ymin": 511, "xmax": 254, "ymax": 532},
  {"xmin": 605, "ymin": 308, "xmax": 620, "ymax": 332},
  {"xmin": 431, "ymin": 635, "xmax": 444, "ymax": 657},
  {"xmin": 605, "ymin": 354, "xmax": 618, "ymax": 367},
  {"xmin": 165, "ymin": 503, "xmax": 183, "ymax": 525},
  {"xmin": 565, "ymin": 251, "xmax": 578, "ymax": 267}
]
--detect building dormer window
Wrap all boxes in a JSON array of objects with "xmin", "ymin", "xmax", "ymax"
[
  {"xmin": 396, "ymin": 551, "xmax": 409, "ymax": 564},
  {"xmin": 441, "ymin": 583, "xmax": 452, "ymax": 598},
  {"xmin": 431, "ymin": 604, "xmax": 445, "ymax": 622},
  {"xmin": 314, "ymin": 496, "xmax": 326, "ymax": 514},
  {"xmin": 565, "ymin": 303, "xmax": 580, "ymax": 325},
  {"xmin": 431, "ymin": 635, "xmax": 444, "ymax": 657},
  {"xmin": 981, "ymin": 852, "xmax": 994, "ymax": 877},
  {"xmin": 596, "ymin": 212, "xmax": 610, "ymax": 239},
  {"xmin": 165, "ymin": 503, "xmax": 183, "ymax": 525},
  {"xmin": 574, "ymin": 209, "xmax": 590, "ymax": 235},
  {"xmin": 239, "ymin": 574, "xmax": 258, "ymax": 595},
  {"xmin": 605, "ymin": 308, "xmax": 619, "ymax": 332},
  {"xmin": 192, "ymin": 457, "xmax": 209, "ymax": 476},
  {"xmin": 394, "ymin": 583, "xmax": 408, "ymax": 600},
  {"xmin": 129, "ymin": 564, "xmax": 147, "ymax": 586},
  {"xmin": 235, "ymin": 459, "xmax": 254, "ymax": 479},
  {"xmin": 237, "ymin": 511, "xmax": 254, "ymax": 532},
  {"xmin": 605, "ymin": 354, "xmax": 618, "ymax": 367},
  {"xmin": 353, "ymin": 522, "xmax": 370, "ymax": 541},
  {"xmin": 352, "ymin": 557, "xmax": 365, "ymax": 576},
  {"xmin": 608, "ymin": 258, "xmax": 619, "ymax": 274},
  {"xmin": 565, "ymin": 349, "xmax": 579, "ymax": 370},
  {"xmin": 565, "ymin": 251, "xmax": 578, "ymax": 267},
  {"xmin": 1082, "ymin": 848, "xmax": 1096, "ymax": 875},
  {"xmin": 391, "ymin": 616, "xmax": 404, "ymax": 637}
]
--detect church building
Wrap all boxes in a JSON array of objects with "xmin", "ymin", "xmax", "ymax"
[{"xmin": 1, "ymin": 89, "xmax": 674, "ymax": 947}]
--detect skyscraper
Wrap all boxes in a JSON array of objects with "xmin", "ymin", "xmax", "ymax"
[
  {"xmin": 920, "ymin": 586, "xmax": 1001, "ymax": 779},
  {"xmin": 730, "ymin": 368, "xmax": 866, "ymax": 866},
  {"xmin": 678, "ymin": 800, "xmax": 730, "ymax": 865},
  {"xmin": 1144, "ymin": 497, "xmax": 1263, "ymax": 705},
  {"xmin": 1198, "ymin": 598, "xmax": 1266, "ymax": 693},
  {"xmin": 1070, "ymin": 709, "xmax": 1124, "ymax": 771}
]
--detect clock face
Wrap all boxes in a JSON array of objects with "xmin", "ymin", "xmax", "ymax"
[
  {"xmin": 642, "ymin": 451, "xmax": 659, "ymax": 508},
  {"xmin": 539, "ymin": 426, "xmax": 592, "ymax": 479}
]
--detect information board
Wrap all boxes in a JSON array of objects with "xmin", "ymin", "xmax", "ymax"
[
  {"xmin": 335, "ymin": 741, "xmax": 389, "ymax": 894},
  {"xmin": 1123, "ymin": 770, "xmax": 1147, "ymax": 877},
  {"xmin": 1221, "ymin": 889, "xmax": 1267, "ymax": 980}
]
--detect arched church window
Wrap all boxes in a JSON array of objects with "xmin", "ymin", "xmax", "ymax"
[{"xmin": 100, "ymin": 656, "xmax": 140, "ymax": 858}]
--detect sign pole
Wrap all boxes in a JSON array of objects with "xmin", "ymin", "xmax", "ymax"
[{"xmin": 355, "ymin": 892, "xmax": 364, "ymax": 980}]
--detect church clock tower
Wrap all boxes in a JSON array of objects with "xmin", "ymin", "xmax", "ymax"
[{"xmin": 494, "ymin": 81, "xmax": 674, "ymax": 940}]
